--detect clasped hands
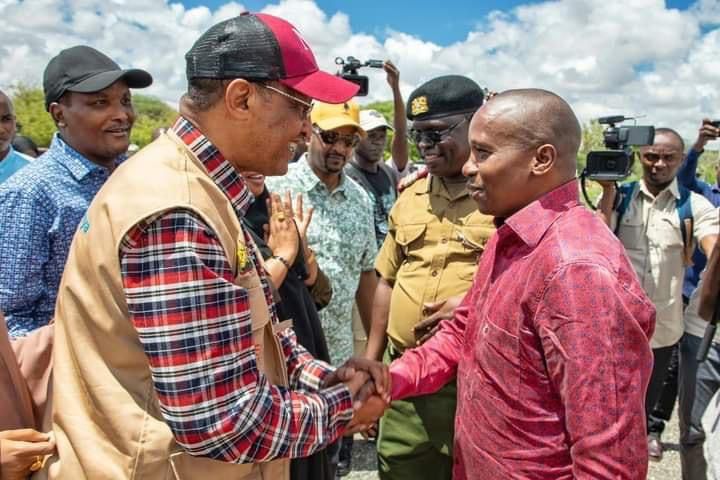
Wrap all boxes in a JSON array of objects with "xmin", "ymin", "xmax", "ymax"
[{"xmin": 323, "ymin": 357, "xmax": 391, "ymax": 435}]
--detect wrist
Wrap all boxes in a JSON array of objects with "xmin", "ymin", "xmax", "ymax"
[
  {"xmin": 270, "ymin": 254, "xmax": 292, "ymax": 270},
  {"xmin": 274, "ymin": 247, "xmax": 297, "ymax": 262},
  {"xmin": 692, "ymin": 143, "xmax": 705, "ymax": 153}
]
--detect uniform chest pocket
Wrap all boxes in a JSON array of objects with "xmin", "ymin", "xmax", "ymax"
[
  {"xmin": 396, "ymin": 224, "xmax": 426, "ymax": 270},
  {"xmin": 456, "ymin": 225, "xmax": 491, "ymax": 280},
  {"xmin": 653, "ymin": 215, "xmax": 683, "ymax": 249},
  {"xmin": 474, "ymin": 317, "xmax": 520, "ymax": 400},
  {"xmin": 617, "ymin": 215, "xmax": 646, "ymax": 252}
]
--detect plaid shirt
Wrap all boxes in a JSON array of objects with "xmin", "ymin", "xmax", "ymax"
[{"xmin": 119, "ymin": 117, "xmax": 353, "ymax": 463}]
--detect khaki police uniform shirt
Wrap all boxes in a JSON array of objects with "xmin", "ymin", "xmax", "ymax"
[
  {"xmin": 375, "ymin": 175, "xmax": 495, "ymax": 350},
  {"xmin": 612, "ymin": 178, "xmax": 719, "ymax": 349}
]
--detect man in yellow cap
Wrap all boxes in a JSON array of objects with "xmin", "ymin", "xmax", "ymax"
[{"xmin": 265, "ymin": 101, "xmax": 378, "ymax": 475}]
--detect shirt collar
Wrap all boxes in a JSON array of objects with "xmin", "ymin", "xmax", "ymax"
[
  {"xmin": 48, "ymin": 133, "xmax": 121, "ymax": 181},
  {"xmin": 423, "ymin": 175, "xmax": 469, "ymax": 201},
  {"xmin": 639, "ymin": 177, "xmax": 680, "ymax": 200},
  {"xmin": 0, "ymin": 146, "xmax": 13, "ymax": 162},
  {"xmin": 502, "ymin": 179, "xmax": 580, "ymax": 248},
  {"xmin": 172, "ymin": 116, "xmax": 253, "ymax": 217},
  {"xmin": 296, "ymin": 153, "xmax": 348, "ymax": 195}
]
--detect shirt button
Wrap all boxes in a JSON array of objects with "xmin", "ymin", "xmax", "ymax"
[
  {"xmin": 431, "ymin": 270, "xmax": 438, "ymax": 277},
  {"xmin": 482, "ymin": 324, "xmax": 489, "ymax": 335},
  {"xmin": 441, "ymin": 238, "xmax": 448, "ymax": 244}
]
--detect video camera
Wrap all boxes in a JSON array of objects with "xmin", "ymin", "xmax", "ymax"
[
  {"xmin": 335, "ymin": 56, "xmax": 384, "ymax": 97},
  {"xmin": 584, "ymin": 116, "xmax": 655, "ymax": 182}
]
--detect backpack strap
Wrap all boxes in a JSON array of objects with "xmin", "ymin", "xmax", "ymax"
[
  {"xmin": 378, "ymin": 162, "xmax": 400, "ymax": 193},
  {"xmin": 344, "ymin": 162, "xmax": 373, "ymax": 193},
  {"xmin": 614, "ymin": 181, "xmax": 638, "ymax": 234},
  {"xmin": 677, "ymin": 185, "xmax": 695, "ymax": 266}
]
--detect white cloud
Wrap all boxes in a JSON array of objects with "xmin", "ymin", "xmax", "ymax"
[{"xmin": 1, "ymin": 0, "xmax": 719, "ymax": 144}]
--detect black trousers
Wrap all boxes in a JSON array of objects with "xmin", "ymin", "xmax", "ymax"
[
  {"xmin": 648, "ymin": 343, "xmax": 680, "ymax": 435},
  {"xmin": 646, "ymin": 344, "xmax": 677, "ymax": 432}
]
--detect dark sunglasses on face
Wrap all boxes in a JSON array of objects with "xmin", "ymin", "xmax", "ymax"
[
  {"xmin": 313, "ymin": 126, "xmax": 361, "ymax": 148},
  {"xmin": 408, "ymin": 117, "xmax": 468, "ymax": 146}
]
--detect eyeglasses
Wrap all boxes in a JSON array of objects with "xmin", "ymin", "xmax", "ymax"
[
  {"xmin": 408, "ymin": 117, "xmax": 468, "ymax": 146},
  {"xmin": 258, "ymin": 83, "xmax": 313, "ymax": 118},
  {"xmin": 313, "ymin": 126, "xmax": 361, "ymax": 148}
]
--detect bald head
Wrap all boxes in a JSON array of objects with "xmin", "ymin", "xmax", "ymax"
[
  {"xmin": 0, "ymin": 90, "xmax": 17, "ymax": 157},
  {"xmin": 463, "ymin": 88, "xmax": 581, "ymax": 217},
  {"xmin": 485, "ymin": 88, "xmax": 581, "ymax": 175}
]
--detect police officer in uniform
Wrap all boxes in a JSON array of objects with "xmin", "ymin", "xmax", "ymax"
[{"xmin": 364, "ymin": 75, "xmax": 495, "ymax": 480}]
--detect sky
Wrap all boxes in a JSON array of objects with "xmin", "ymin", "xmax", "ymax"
[{"xmin": 1, "ymin": 0, "xmax": 720, "ymax": 143}]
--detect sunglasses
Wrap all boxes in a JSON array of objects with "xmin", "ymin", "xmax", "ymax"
[
  {"xmin": 258, "ymin": 83, "xmax": 313, "ymax": 118},
  {"xmin": 408, "ymin": 117, "xmax": 468, "ymax": 146},
  {"xmin": 313, "ymin": 126, "xmax": 361, "ymax": 148}
]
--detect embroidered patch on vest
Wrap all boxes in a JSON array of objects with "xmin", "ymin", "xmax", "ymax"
[{"xmin": 236, "ymin": 240, "xmax": 250, "ymax": 272}]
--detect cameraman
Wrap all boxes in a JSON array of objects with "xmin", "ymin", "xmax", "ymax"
[
  {"xmin": 674, "ymin": 119, "xmax": 720, "ymax": 479},
  {"xmin": 597, "ymin": 128, "xmax": 719, "ymax": 465}
]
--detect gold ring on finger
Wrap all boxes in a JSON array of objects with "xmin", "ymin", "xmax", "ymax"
[
  {"xmin": 30, "ymin": 456, "xmax": 43, "ymax": 472},
  {"xmin": 275, "ymin": 213, "xmax": 286, "ymax": 222}
]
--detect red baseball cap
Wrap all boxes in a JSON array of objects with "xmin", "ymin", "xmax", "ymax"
[{"xmin": 185, "ymin": 12, "xmax": 359, "ymax": 104}]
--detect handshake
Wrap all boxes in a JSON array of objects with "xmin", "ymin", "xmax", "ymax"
[{"xmin": 323, "ymin": 357, "xmax": 391, "ymax": 435}]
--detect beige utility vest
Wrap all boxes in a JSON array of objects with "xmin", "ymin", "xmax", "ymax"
[{"xmin": 47, "ymin": 132, "xmax": 289, "ymax": 480}]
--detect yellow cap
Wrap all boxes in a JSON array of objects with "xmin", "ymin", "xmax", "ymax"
[{"xmin": 311, "ymin": 101, "xmax": 366, "ymax": 136}]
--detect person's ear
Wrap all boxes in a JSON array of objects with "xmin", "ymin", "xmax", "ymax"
[
  {"xmin": 49, "ymin": 102, "xmax": 67, "ymax": 128},
  {"xmin": 531, "ymin": 144, "xmax": 556, "ymax": 176},
  {"xmin": 224, "ymin": 79, "xmax": 253, "ymax": 120}
]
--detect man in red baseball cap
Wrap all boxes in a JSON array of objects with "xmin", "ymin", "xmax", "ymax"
[{"xmin": 47, "ymin": 13, "xmax": 389, "ymax": 480}]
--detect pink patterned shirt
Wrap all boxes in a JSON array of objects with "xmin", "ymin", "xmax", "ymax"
[{"xmin": 390, "ymin": 180, "xmax": 655, "ymax": 479}]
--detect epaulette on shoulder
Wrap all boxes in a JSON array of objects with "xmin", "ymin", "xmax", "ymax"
[{"xmin": 397, "ymin": 167, "xmax": 429, "ymax": 193}]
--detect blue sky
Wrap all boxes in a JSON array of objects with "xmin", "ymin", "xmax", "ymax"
[{"xmin": 179, "ymin": 0, "xmax": 697, "ymax": 44}]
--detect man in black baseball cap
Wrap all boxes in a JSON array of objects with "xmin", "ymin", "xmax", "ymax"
[
  {"xmin": 43, "ymin": 45, "xmax": 152, "ymax": 110},
  {"xmin": 0, "ymin": 45, "xmax": 151, "ymax": 342},
  {"xmin": 47, "ymin": 13, "xmax": 388, "ymax": 480}
]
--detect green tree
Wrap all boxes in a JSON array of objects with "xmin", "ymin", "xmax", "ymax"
[
  {"xmin": 11, "ymin": 84, "xmax": 57, "ymax": 148},
  {"xmin": 129, "ymin": 95, "xmax": 177, "ymax": 147},
  {"xmin": 9, "ymin": 84, "xmax": 177, "ymax": 149}
]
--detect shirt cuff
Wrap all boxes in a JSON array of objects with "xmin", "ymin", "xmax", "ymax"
[
  {"xmin": 295, "ymin": 359, "xmax": 336, "ymax": 392},
  {"xmin": 389, "ymin": 361, "xmax": 415, "ymax": 401},
  {"xmin": 321, "ymin": 382, "xmax": 355, "ymax": 435}
]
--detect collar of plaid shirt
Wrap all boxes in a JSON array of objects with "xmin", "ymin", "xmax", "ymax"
[{"xmin": 172, "ymin": 116, "xmax": 254, "ymax": 218}]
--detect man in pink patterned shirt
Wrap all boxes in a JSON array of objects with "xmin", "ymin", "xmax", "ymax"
[{"xmin": 382, "ymin": 89, "xmax": 656, "ymax": 479}]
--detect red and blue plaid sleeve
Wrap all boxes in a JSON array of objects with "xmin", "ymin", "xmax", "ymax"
[
  {"xmin": 120, "ymin": 209, "xmax": 353, "ymax": 463},
  {"xmin": 276, "ymin": 327, "xmax": 336, "ymax": 392}
]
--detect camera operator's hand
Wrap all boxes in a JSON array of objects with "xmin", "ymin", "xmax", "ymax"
[
  {"xmin": 692, "ymin": 119, "xmax": 720, "ymax": 153},
  {"xmin": 594, "ymin": 181, "xmax": 617, "ymax": 228},
  {"xmin": 384, "ymin": 60, "xmax": 400, "ymax": 92}
]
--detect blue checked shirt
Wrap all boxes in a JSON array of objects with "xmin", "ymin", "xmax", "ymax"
[{"xmin": 0, "ymin": 134, "xmax": 121, "ymax": 336}]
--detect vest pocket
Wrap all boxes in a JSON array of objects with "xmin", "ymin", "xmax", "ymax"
[{"xmin": 168, "ymin": 451, "xmax": 256, "ymax": 479}]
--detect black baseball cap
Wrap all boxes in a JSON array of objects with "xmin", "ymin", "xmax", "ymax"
[
  {"xmin": 43, "ymin": 46, "xmax": 153, "ymax": 110},
  {"xmin": 185, "ymin": 12, "xmax": 359, "ymax": 104},
  {"xmin": 407, "ymin": 75, "xmax": 484, "ymax": 121}
]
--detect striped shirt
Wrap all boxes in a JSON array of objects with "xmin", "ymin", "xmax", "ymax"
[{"xmin": 119, "ymin": 117, "xmax": 353, "ymax": 462}]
